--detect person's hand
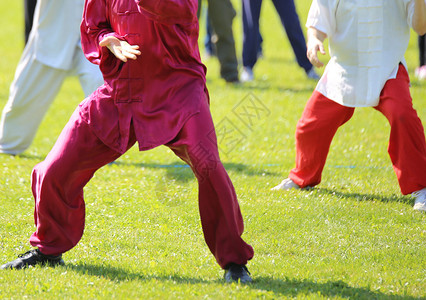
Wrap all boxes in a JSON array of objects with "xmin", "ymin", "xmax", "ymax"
[
  {"xmin": 307, "ymin": 37, "xmax": 326, "ymax": 68},
  {"xmin": 99, "ymin": 36, "xmax": 141, "ymax": 62}
]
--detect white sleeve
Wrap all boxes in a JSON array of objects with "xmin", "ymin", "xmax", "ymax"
[
  {"xmin": 406, "ymin": 0, "xmax": 415, "ymax": 26},
  {"xmin": 306, "ymin": 0, "xmax": 336, "ymax": 36}
]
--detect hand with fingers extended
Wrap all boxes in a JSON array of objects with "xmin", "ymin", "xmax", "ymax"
[
  {"xmin": 99, "ymin": 36, "xmax": 141, "ymax": 62},
  {"xmin": 306, "ymin": 27, "xmax": 327, "ymax": 68}
]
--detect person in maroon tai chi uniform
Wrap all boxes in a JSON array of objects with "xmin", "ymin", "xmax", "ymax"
[{"xmin": 1, "ymin": 0, "xmax": 254, "ymax": 283}]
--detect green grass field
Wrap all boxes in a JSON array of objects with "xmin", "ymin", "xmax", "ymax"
[{"xmin": 0, "ymin": 1, "xmax": 425, "ymax": 299}]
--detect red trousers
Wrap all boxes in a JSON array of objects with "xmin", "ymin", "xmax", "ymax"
[
  {"xmin": 289, "ymin": 65, "xmax": 426, "ymax": 195},
  {"xmin": 29, "ymin": 99, "xmax": 254, "ymax": 268}
]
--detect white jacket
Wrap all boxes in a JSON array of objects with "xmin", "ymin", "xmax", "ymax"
[{"xmin": 306, "ymin": 0, "xmax": 418, "ymax": 107}]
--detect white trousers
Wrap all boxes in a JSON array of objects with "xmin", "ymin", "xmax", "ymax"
[{"xmin": 0, "ymin": 43, "xmax": 103, "ymax": 155}]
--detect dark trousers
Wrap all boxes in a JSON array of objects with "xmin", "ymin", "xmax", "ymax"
[
  {"xmin": 198, "ymin": 0, "xmax": 239, "ymax": 82},
  {"xmin": 420, "ymin": 35, "xmax": 426, "ymax": 66},
  {"xmin": 204, "ymin": 14, "xmax": 215, "ymax": 55},
  {"xmin": 242, "ymin": 0, "xmax": 312, "ymax": 72},
  {"xmin": 24, "ymin": 0, "xmax": 37, "ymax": 44}
]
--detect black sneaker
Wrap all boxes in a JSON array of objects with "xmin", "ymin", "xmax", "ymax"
[
  {"xmin": 0, "ymin": 249, "xmax": 65, "ymax": 270},
  {"xmin": 224, "ymin": 263, "xmax": 252, "ymax": 283}
]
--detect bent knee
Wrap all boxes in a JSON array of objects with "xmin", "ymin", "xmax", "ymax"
[
  {"xmin": 192, "ymin": 158, "xmax": 222, "ymax": 180},
  {"xmin": 387, "ymin": 106, "xmax": 419, "ymax": 125},
  {"xmin": 32, "ymin": 160, "xmax": 67, "ymax": 184}
]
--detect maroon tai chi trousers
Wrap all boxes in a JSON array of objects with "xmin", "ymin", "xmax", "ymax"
[
  {"xmin": 289, "ymin": 64, "xmax": 426, "ymax": 195},
  {"xmin": 29, "ymin": 99, "xmax": 254, "ymax": 268}
]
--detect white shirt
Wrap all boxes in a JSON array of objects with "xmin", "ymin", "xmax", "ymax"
[
  {"xmin": 29, "ymin": 0, "xmax": 85, "ymax": 70},
  {"xmin": 306, "ymin": 0, "xmax": 417, "ymax": 107}
]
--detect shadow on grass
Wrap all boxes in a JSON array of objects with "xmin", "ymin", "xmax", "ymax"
[
  {"xmin": 66, "ymin": 263, "xmax": 415, "ymax": 299},
  {"xmin": 229, "ymin": 80, "xmax": 315, "ymax": 94},
  {"xmin": 252, "ymin": 276, "xmax": 416, "ymax": 299},
  {"xmin": 67, "ymin": 263, "xmax": 214, "ymax": 285},
  {"xmin": 110, "ymin": 161, "xmax": 278, "ymax": 182},
  {"xmin": 312, "ymin": 188, "xmax": 413, "ymax": 205}
]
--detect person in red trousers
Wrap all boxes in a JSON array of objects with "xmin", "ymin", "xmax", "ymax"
[
  {"xmin": 272, "ymin": 0, "xmax": 426, "ymax": 212},
  {"xmin": 1, "ymin": 0, "xmax": 254, "ymax": 283}
]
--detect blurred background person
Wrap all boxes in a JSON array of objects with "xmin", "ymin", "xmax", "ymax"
[
  {"xmin": 241, "ymin": 0, "xmax": 319, "ymax": 82},
  {"xmin": 203, "ymin": 13, "xmax": 215, "ymax": 58},
  {"xmin": 0, "ymin": 0, "xmax": 103, "ymax": 155},
  {"xmin": 198, "ymin": 0, "xmax": 240, "ymax": 83}
]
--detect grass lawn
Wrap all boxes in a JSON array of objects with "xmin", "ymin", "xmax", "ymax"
[{"xmin": 0, "ymin": 1, "xmax": 425, "ymax": 299}]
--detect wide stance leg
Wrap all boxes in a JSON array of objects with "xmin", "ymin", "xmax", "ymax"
[
  {"xmin": 374, "ymin": 65, "xmax": 426, "ymax": 194},
  {"xmin": 166, "ymin": 99, "xmax": 254, "ymax": 268},
  {"xmin": 289, "ymin": 91, "xmax": 355, "ymax": 187},
  {"xmin": 30, "ymin": 108, "xmax": 135, "ymax": 255},
  {"xmin": 0, "ymin": 43, "xmax": 67, "ymax": 154}
]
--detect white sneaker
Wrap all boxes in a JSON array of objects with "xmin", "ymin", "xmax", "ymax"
[
  {"xmin": 415, "ymin": 65, "xmax": 426, "ymax": 80},
  {"xmin": 306, "ymin": 68, "xmax": 320, "ymax": 80},
  {"xmin": 412, "ymin": 188, "xmax": 426, "ymax": 211},
  {"xmin": 241, "ymin": 67, "xmax": 254, "ymax": 82},
  {"xmin": 271, "ymin": 178, "xmax": 300, "ymax": 191}
]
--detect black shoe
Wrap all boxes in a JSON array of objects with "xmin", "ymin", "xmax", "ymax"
[
  {"xmin": 0, "ymin": 249, "xmax": 65, "ymax": 270},
  {"xmin": 224, "ymin": 263, "xmax": 252, "ymax": 283}
]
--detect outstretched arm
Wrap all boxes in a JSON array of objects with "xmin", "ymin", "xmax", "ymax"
[
  {"xmin": 412, "ymin": 0, "xmax": 426, "ymax": 35},
  {"xmin": 306, "ymin": 27, "xmax": 327, "ymax": 68}
]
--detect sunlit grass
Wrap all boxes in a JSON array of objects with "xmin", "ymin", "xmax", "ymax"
[{"xmin": 0, "ymin": 1, "xmax": 425, "ymax": 299}]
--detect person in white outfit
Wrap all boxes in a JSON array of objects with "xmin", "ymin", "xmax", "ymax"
[
  {"xmin": 0, "ymin": 0, "xmax": 103, "ymax": 155},
  {"xmin": 272, "ymin": 0, "xmax": 426, "ymax": 212}
]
